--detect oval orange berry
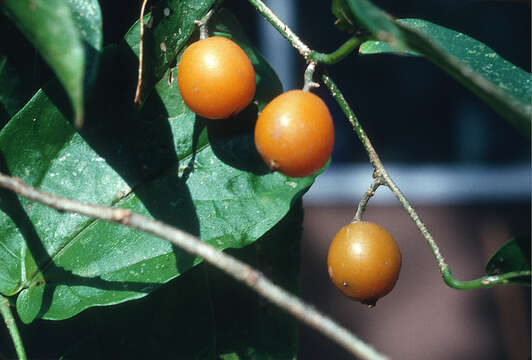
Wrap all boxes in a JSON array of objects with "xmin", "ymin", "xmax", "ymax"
[
  {"xmin": 177, "ymin": 36, "xmax": 256, "ymax": 119},
  {"xmin": 327, "ymin": 221, "xmax": 401, "ymax": 306},
  {"xmin": 254, "ymin": 90, "xmax": 334, "ymax": 177}
]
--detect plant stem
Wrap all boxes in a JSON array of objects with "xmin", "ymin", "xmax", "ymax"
[
  {"xmin": 442, "ymin": 268, "xmax": 531, "ymax": 289},
  {"xmin": 322, "ymin": 72, "xmax": 444, "ymax": 266},
  {"xmin": 246, "ymin": 0, "xmax": 311, "ymax": 58},
  {"xmin": 354, "ymin": 178, "xmax": 383, "ymax": 222},
  {"xmin": 0, "ymin": 172, "xmax": 388, "ymax": 360},
  {"xmin": 248, "ymin": 0, "xmax": 366, "ymax": 64},
  {"xmin": 250, "ymin": 0, "xmax": 529, "ymax": 290},
  {"xmin": 309, "ymin": 36, "xmax": 368, "ymax": 64},
  {"xmin": 0, "ymin": 295, "xmax": 27, "ymax": 360},
  {"xmin": 322, "ymin": 73, "xmax": 530, "ymax": 290}
]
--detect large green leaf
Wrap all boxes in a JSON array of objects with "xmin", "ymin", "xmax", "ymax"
[
  {"xmin": 0, "ymin": 0, "xmax": 102, "ymax": 127},
  {"xmin": 346, "ymin": 0, "xmax": 531, "ymax": 135},
  {"xmin": 124, "ymin": 0, "xmax": 216, "ymax": 104},
  {"xmin": 0, "ymin": 11, "xmax": 317, "ymax": 323},
  {"xmin": 3, "ymin": 204, "xmax": 301, "ymax": 358},
  {"xmin": 485, "ymin": 237, "xmax": 530, "ymax": 286}
]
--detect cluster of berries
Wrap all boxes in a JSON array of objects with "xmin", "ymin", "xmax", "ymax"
[{"xmin": 178, "ymin": 36, "xmax": 401, "ymax": 305}]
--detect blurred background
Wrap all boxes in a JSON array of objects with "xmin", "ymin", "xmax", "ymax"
[{"xmin": 227, "ymin": 1, "xmax": 531, "ymax": 359}]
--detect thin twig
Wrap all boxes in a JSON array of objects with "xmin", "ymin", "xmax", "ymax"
[
  {"xmin": 247, "ymin": 0, "xmax": 311, "ymax": 58},
  {"xmin": 0, "ymin": 295, "xmax": 27, "ymax": 360},
  {"xmin": 321, "ymin": 73, "xmax": 530, "ymax": 289},
  {"xmin": 354, "ymin": 178, "xmax": 383, "ymax": 222},
  {"xmin": 0, "ymin": 172, "xmax": 388, "ymax": 360},
  {"xmin": 248, "ymin": 0, "xmax": 368, "ymax": 64},
  {"xmin": 321, "ymin": 73, "xmax": 446, "ymax": 267},
  {"xmin": 134, "ymin": 0, "xmax": 149, "ymax": 105}
]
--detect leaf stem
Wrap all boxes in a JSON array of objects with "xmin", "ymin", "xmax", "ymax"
[
  {"xmin": 309, "ymin": 35, "xmax": 368, "ymax": 64},
  {"xmin": 443, "ymin": 268, "xmax": 531, "ymax": 289},
  {"xmin": 0, "ymin": 172, "xmax": 388, "ymax": 360},
  {"xmin": 0, "ymin": 295, "xmax": 27, "ymax": 360}
]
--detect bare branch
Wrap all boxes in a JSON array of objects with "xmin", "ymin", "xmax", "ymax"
[{"xmin": 0, "ymin": 172, "xmax": 388, "ymax": 360}]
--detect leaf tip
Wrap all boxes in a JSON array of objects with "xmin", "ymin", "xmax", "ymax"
[{"xmin": 75, "ymin": 113, "xmax": 84, "ymax": 129}]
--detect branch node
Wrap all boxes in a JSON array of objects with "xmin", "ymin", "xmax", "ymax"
[
  {"xmin": 112, "ymin": 208, "xmax": 132, "ymax": 224},
  {"xmin": 303, "ymin": 62, "xmax": 319, "ymax": 91},
  {"xmin": 245, "ymin": 270, "xmax": 260, "ymax": 287}
]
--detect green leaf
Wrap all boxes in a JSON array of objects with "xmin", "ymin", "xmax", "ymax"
[
  {"xmin": 64, "ymin": 0, "xmax": 103, "ymax": 94},
  {"xmin": 0, "ymin": 11, "xmax": 317, "ymax": 323},
  {"xmin": 331, "ymin": 0, "xmax": 359, "ymax": 34},
  {"xmin": 346, "ymin": 0, "xmax": 531, "ymax": 135},
  {"xmin": 18, "ymin": 203, "xmax": 301, "ymax": 359},
  {"xmin": 0, "ymin": 0, "xmax": 102, "ymax": 127},
  {"xmin": 486, "ymin": 237, "xmax": 530, "ymax": 286},
  {"xmin": 124, "ymin": 0, "xmax": 216, "ymax": 104}
]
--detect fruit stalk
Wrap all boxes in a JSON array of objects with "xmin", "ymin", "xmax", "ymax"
[
  {"xmin": 322, "ymin": 73, "xmax": 530, "ymax": 289},
  {"xmin": 354, "ymin": 178, "xmax": 383, "ymax": 222}
]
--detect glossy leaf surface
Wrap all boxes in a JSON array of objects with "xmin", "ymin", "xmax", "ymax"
[
  {"xmin": 0, "ymin": 0, "xmax": 103, "ymax": 126},
  {"xmin": 347, "ymin": 0, "xmax": 531, "ymax": 135},
  {"xmin": 0, "ymin": 11, "xmax": 315, "ymax": 323},
  {"xmin": 2, "ymin": 204, "xmax": 301, "ymax": 359}
]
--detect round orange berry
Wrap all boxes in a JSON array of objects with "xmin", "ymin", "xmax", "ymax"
[
  {"xmin": 327, "ymin": 221, "xmax": 402, "ymax": 306},
  {"xmin": 177, "ymin": 36, "xmax": 256, "ymax": 119},
  {"xmin": 254, "ymin": 90, "xmax": 334, "ymax": 177}
]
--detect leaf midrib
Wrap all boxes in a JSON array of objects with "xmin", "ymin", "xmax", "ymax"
[{"xmin": 24, "ymin": 136, "xmax": 251, "ymax": 287}]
